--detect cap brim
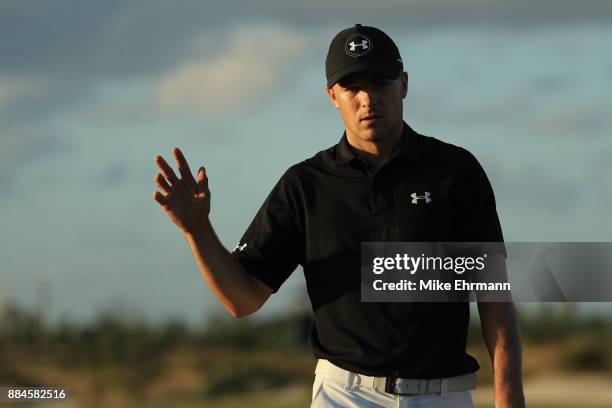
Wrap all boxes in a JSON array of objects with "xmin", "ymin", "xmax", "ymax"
[{"xmin": 327, "ymin": 62, "xmax": 400, "ymax": 88}]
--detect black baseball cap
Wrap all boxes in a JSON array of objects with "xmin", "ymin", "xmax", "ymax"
[{"xmin": 325, "ymin": 24, "xmax": 403, "ymax": 88}]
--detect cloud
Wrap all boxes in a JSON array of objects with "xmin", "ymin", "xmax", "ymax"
[
  {"xmin": 0, "ymin": 77, "xmax": 47, "ymax": 112},
  {"xmin": 156, "ymin": 25, "xmax": 306, "ymax": 114},
  {"xmin": 408, "ymin": 86, "xmax": 609, "ymax": 139},
  {"xmin": 529, "ymin": 107, "xmax": 608, "ymax": 136},
  {"xmin": 96, "ymin": 160, "xmax": 130, "ymax": 188},
  {"xmin": 0, "ymin": 0, "xmax": 200, "ymax": 79},
  {"xmin": 494, "ymin": 165, "xmax": 584, "ymax": 214},
  {"xmin": 1, "ymin": 1, "xmax": 611, "ymax": 80},
  {"xmin": 0, "ymin": 1, "xmax": 609, "ymax": 122},
  {"xmin": 0, "ymin": 125, "xmax": 70, "ymax": 198},
  {"xmin": 528, "ymin": 74, "xmax": 573, "ymax": 94}
]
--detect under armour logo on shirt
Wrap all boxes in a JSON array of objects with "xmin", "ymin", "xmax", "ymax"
[
  {"xmin": 411, "ymin": 192, "xmax": 432, "ymax": 204},
  {"xmin": 234, "ymin": 242, "xmax": 247, "ymax": 252}
]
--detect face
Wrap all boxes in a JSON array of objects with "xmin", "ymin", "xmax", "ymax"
[{"xmin": 327, "ymin": 71, "xmax": 408, "ymax": 143}]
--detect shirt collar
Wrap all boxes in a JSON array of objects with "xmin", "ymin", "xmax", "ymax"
[{"xmin": 334, "ymin": 121, "xmax": 420, "ymax": 168}]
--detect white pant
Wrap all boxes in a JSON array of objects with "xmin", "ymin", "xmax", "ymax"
[{"xmin": 310, "ymin": 360, "xmax": 474, "ymax": 408}]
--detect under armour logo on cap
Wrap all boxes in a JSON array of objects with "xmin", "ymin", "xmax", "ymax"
[
  {"xmin": 411, "ymin": 192, "xmax": 432, "ymax": 204},
  {"xmin": 349, "ymin": 40, "xmax": 368, "ymax": 51},
  {"xmin": 345, "ymin": 34, "xmax": 373, "ymax": 56}
]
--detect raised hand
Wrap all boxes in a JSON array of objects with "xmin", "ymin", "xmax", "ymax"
[{"xmin": 153, "ymin": 147, "xmax": 210, "ymax": 234}]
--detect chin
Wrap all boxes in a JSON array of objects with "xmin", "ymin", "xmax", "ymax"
[{"xmin": 360, "ymin": 126, "xmax": 386, "ymax": 141}]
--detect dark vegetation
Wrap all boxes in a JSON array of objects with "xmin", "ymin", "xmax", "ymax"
[{"xmin": 1, "ymin": 302, "xmax": 611, "ymax": 404}]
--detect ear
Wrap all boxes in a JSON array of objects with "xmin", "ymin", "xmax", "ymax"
[
  {"xmin": 326, "ymin": 85, "xmax": 340, "ymax": 109},
  {"xmin": 400, "ymin": 71, "xmax": 408, "ymax": 99}
]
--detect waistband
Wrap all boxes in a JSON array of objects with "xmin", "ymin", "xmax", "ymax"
[{"xmin": 314, "ymin": 359, "xmax": 477, "ymax": 395}]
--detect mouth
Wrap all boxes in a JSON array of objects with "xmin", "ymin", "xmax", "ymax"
[{"xmin": 361, "ymin": 114, "xmax": 382, "ymax": 123}]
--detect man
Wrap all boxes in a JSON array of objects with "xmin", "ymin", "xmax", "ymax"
[{"xmin": 153, "ymin": 24, "xmax": 525, "ymax": 408}]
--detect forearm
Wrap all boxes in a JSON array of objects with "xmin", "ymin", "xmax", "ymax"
[
  {"xmin": 183, "ymin": 219, "xmax": 271, "ymax": 318},
  {"xmin": 479, "ymin": 302, "xmax": 525, "ymax": 408}
]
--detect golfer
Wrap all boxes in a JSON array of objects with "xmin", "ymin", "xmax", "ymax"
[{"xmin": 153, "ymin": 24, "xmax": 525, "ymax": 408}]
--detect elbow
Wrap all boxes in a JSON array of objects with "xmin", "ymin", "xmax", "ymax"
[
  {"xmin": 228, "ymin": 307, "xmax": 250, "ymax": 319},
  {"xmin": 225, "ymin": 303, "xmax": 246, "ymax": 319},
  {"xmin": 223, "ymin": 278, "xmax": 272, "ymax": 319},
  {"xmin": 228, "ymin": 309, "xmax": 243, "ymax": 319},
  {"xmin": 230, "ymin": 309, "xmax": 253, "ymax": 319},
  {"xmin": 226, "ymin": 300, "xmax": 264, "ymax": 319}
]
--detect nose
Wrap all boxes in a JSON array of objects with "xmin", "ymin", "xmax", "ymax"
[{"xmin": 359, "ymin": 87, "xmax": 379, "ymax": 109}]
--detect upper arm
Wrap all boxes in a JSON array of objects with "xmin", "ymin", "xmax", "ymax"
[
  {"xmin": 232, "ymin": 168, "xmax": 304, "ymax": 298},
  {"xmin": 452, "ymin": 150, "xmax": 505, "ymax": 247}
]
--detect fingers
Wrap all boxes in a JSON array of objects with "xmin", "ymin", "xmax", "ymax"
[
  {"xmin": 196, "ymin": 166, "xmax": 210, "ymax": 197},
  {"xmin": 153, "ymin": 191, "xmax": 168, "ymax": 207},
  {"xmin": 153, "ymin": 189, "xmax": 176, "ymax": 208},
  {"xmin": 155, "ymin": 173, "xmax": 173, "ymax": 195},
  {"xmin": 155, "ymin": 155, "xmax": 179, "ymax": 186},
  {"xmin": 196, "ymin": 166, "xmax": 207, "ymax": 185},
  {"xmin": 173, "ymin": 147, "xmax": 195, "ymax": 183}
]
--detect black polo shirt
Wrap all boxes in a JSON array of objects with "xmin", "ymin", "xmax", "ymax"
[{"xmin": 232, "ymin": 122, "xmax": 505, "ymax": 378}]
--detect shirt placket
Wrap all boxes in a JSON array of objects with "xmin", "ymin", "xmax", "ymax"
[
  {"xmin": 354, "ymin": 157, "xmax": 385, "ymax": 214},
  {"xmin": 369, "ymin": 174, "xmax": 385, "ymax": 213}
]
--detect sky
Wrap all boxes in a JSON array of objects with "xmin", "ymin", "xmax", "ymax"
[{"xmin": 1, "ymin": 1, "xmax": 611, "ymax": 327}]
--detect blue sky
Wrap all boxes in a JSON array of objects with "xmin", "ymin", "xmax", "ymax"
[{"xmin": 1, "ymin": 1, "xmax": 611, "ymax": 327}]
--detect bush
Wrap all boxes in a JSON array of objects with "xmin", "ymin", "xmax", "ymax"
[
  {"xmin": 560, "ymin": 336, "xmax": 612, "ymax": 372},
  {"xmin": 202, "ymin": 363, "xmax": 292, "ymax": 396}
]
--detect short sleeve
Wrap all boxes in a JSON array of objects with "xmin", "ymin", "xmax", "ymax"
[
  {"xmin": 452, "ymin": 150, "xmax": 507, "ymax": 257},
  {"xmin": 231, "ymin": 169, "xmax": 304, "ymax": 293}
]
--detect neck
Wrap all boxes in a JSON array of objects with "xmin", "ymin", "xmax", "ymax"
[{"xmin": 346, "ymin": 121, "xmax": 404, "ymax": 169}]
